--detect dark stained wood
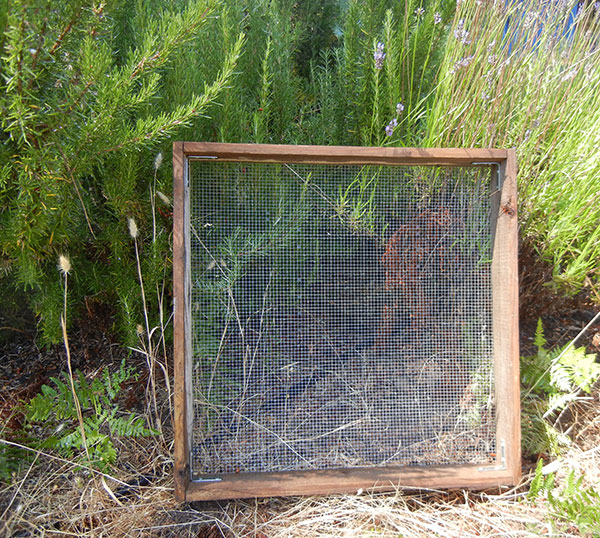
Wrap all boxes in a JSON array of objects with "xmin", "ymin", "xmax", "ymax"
[
  {"xmin": 183, "ymin": 142, "xmax": 508, "ymax": 167},
  {"xmin": 492, "ymin": 148, "xmax": 521, "ymax": 484},
  {"xmin": 172, "ymin": 142, "xmax": 190, "ymax": 502},
  {"xmin": 185, "ymin": 465, "xmax": 517, "ymax": 501}
]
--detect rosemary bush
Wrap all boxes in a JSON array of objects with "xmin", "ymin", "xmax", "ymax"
[
  {"xmin": 296, "ymin": 0, "xmax": 455, "ymax": 146},
  {"xmin": 0, "ymin": 0, "xmax": 243, "ymax": 343}
]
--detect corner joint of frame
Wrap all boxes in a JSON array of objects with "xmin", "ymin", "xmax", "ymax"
[
  {"xmin": 477, "ymin": 439, "xmax": 507, "ymax": 472},
  {"xmin": 471, "ymin": 161, "xmax": 502, "ymax": 190}
]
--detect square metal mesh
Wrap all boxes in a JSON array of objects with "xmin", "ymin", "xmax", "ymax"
[{"xmin": 188, "ymin": 161, "xmax": 496, "ymax": 478}]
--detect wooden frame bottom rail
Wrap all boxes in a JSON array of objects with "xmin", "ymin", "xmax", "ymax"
[{"xmin": 185, "ymin": 465, "xmax": 519, "ymax": 501}]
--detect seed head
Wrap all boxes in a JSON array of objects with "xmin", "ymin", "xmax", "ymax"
[
  {"xmin": 154, "ymin": 152, "xmax": 163, "ymax": 170},
  {"xmin": 58, "ymin": 254, "xmax": 71, "ymax": 275},
  {"xmin": 156, "ymin": 191, "xmax": 170, "ymax": 205},
  {"xmin": 128, "ymin": 217, "xmax": 139, "ymax": 239}
]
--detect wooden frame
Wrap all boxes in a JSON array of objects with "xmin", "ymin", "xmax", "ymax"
[{"xmin": 173, "ymin": 142, "xmax": 520, "ymax": 502}]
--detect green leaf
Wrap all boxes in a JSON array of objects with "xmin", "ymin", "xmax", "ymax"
[{"xmin": 534, "ymin": 318, "xmax": 547, "ymax": 355}]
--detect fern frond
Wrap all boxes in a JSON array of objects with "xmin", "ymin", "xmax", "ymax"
[{"xmin": 534, "ymin": 317, "xmax": 547, "ymax": 354}]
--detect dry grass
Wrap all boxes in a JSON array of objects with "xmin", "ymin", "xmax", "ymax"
[
  {"xmin": 3, "ymin": 362, "xmax": 600, "ymax": 537},
  {"xmin": 3, "ymin": 398, "xmax": 600, "ymax": 538}
]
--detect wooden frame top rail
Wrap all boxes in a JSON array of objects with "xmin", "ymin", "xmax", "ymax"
[{"xmin": 182, "ymin": 142, "xmax": 509, "ymax": 166}]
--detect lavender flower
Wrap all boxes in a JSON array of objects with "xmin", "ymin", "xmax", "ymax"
[
  {"xmin": 449, "ymin": 55, "xmax": 475, "ymax": 74},
  {"xmin": 385, "ymin": 118, "xmax": 398, "ymax": 137},
  {"xmin": 458, "ymin": 55, "xmax": 474, "ymax": 68},
  {"xmin": 454, "ymin": 19, "xmax": 472, "ymax": 45},
  {"xmin": 396, "ymin": 102, "xmax": 405, "ymax": 115},
  {"xmin": 434, "ymin": 12, "xmax": 442, "ymax": 25},
  {"xmin": 415, "ymin": 7, "xmax": 425, "ymax": 17},
  {"xmin": 523, "ymin": 11, "xmax": 537, "ymax": 29},
  {"xmin": 374, "ymin": 42, "xmax": 386, "ymax": 69}
]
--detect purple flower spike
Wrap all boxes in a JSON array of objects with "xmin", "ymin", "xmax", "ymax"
[
  {"xmin": 374, "ymin": 42, "xmax": 386, "ymax": 69},
  {"xmin": 385, "ymin": 118, "xmax": 398, "ymax": 137}
]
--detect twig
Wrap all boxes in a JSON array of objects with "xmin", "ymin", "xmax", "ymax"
[
  {"xmin": 200, "ymin": 400, "xmax": 315, "ymax": 468},
  {"xmin": 58, "ymin": 146, "xmax": 96, "ymax": 239},
  {"xmin": 26, "ymin": 18, "xmax": 48, "ymax": 91},
  {"xmin": 49, "ymin": 8, "xmax": 81, "ymax": 56}
]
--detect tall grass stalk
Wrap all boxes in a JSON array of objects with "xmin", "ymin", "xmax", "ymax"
[
  {"xmin": 129, "ymin": 218, "xmax": 160, "ymax": 432},
  {"xmin": 150, "ymin": 153, "xmax": 174, "ymax": 428},
  {"xmin": 58, "ymin": 255, "xmax": 89, "ymax": 462},
  {"xmin": 127, "ymin": 153, "xmax": 174, "ymax": 434},
  {"xmin": 424, "ymin": 0, "xmax": 600, "ymax": 292}
]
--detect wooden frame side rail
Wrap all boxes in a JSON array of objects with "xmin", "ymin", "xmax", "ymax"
[{"xmin": 173, "ymin": 142, "xmax": 520, "ymax": 502}]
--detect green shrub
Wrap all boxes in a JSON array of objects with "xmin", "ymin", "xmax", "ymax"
[
  {"xmin": 0, "ymin": 0, "xmax": 243, "ymax": 343},
  {"xmin": 2, "ymin": 0, "xmax": 598, "ymax": 344},
  {"xmin": 529, "ymin": 459, "xmax": 600, "ymax": 536}
]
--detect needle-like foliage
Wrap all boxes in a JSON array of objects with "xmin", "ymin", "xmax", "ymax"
[{"xmin": 0, "ymin": 0, "xmax": 243, "ymax": 342}]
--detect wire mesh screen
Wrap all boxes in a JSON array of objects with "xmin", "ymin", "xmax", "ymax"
[{"xmin": 188, "ymin": 161, "xmax": 496, "ymax": 478}]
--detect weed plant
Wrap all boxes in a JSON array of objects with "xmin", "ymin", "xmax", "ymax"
[
  {"xmin": 529, "ymin": 458, "xmax": 600, "ymax": 536},
  {"xmin": 24, "ymin": 361, "xmax": 157, "ymax": 471},
  {"xmin": 521, "ymin": 319, "xmax": 600, "ymax": 458}
]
